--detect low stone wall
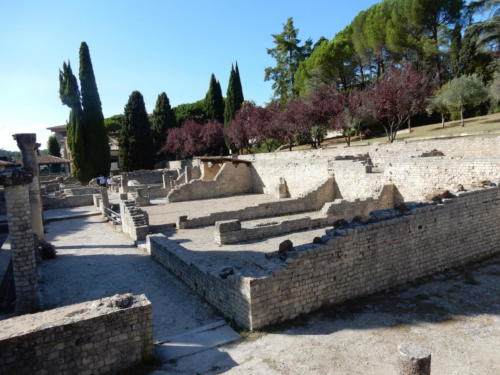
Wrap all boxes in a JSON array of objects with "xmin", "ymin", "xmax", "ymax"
[
  {"xmin": 181, "ymin": 177, "xmax": 335, "ymax": 229},
  {"xmin": 63, "ymin": 187, "xmax": 100, "ymax": 196},
  {"xmin": 249, "ymin": 186, "xmax": 500, "ymax": 329},
  {"xmin": 120, "ymin": 200, "xmax": 149, "ymax": 242},
  {"xmin": 126, "ymin": 184, "xmax": 168, "ymax": 199},
  {"xmin": 214, "ymin": 184, "xmax": 396, "ymax": 245},
  {"xmin": 126, "ymin": 169, "xmax": 165, "ymax": 185},
  {"xmin": 167, "ymin": 162, "xmax": 252, "ymax": 203},
  {"xmin": 152, "ymin": 186, "xmax": 499, "ymax": 330},
  {"xmin": 148, "ymin": 234, "xmax": 252, "ymax": 327},
  {"xmin": 0, "ymin": 294, "xmax": 154, "ymax": 375},
  {"xmin": 42, "ymin": 194, "xmax": 94, "ymax": 210}
]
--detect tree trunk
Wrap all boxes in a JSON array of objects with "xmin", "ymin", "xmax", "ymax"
[
  {"xmin": 460, "ymin": 106, "xmax": 464, "ymax": 127},
  {"xmin": 408, "ymin": 116, "xmax": 412, "ymax": 133},
  {"xmin": 441, "ymin": 112, "xmax": 445, "ymax": 128}
]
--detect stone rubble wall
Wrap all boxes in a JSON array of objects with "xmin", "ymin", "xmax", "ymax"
[
  {"xmin": 148, "ymin": 234, "xmax": 252, "ymax": 327},
  {"xmin": 119, "ymin": 200, "xmax": 149, "ymax": 242},
  {"xmin": 214, "ymin": 184, "xmax": 397, "ymax": 245},
  {"xmin": 238, "ymin": 136, "xmax": 500, "ymax": 198},
  {"xmin": 183, "ymin": 177, "xmax": 335, "ymax": 229},
  {"xmin": 0, "ymin": 294, "xmax": 154, "ymax": 375},
  {"xmin": 42, "ymin": 194, "xmax": 94, "ymax": 210},
  {"xmin": 63, "ymin": 187, "xmax": 100, "ymax": 196},
  {"xmin": 249, "ymin": 186, "xmax": 500, "ymax": 329},
  {"xmin": 167, "ymin": 162, "xmax": 253, "ymax": 203}
]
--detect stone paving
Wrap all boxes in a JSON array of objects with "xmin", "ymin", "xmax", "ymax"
[
  {"xmin": 39, "ymin": 215, "xmax": 221, "ymax": 338},
  {"xmin": 143, "ymin": 193, "xmax": 276, "ymax": 229}
]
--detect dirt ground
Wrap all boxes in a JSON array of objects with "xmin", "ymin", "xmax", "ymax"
[{"xmin": 158, "ymin": 256, "xmax": 500, "ymax": 375}]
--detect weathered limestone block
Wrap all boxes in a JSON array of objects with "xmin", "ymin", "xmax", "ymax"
[
  {"xmin": 398, "ymin": 343, "xmax": 431, "ymax": 375},
  {"xmin": 277, "ymin": 177, "xmax": 290, "ymax": 199},
  {"xmin": 215, "ymin": 220, "xmax": 242, "ymax": 233}
]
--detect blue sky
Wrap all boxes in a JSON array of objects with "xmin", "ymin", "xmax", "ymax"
[{"xmin": 0, "ymin": 0, "xmax": 379, "ymax": 151}]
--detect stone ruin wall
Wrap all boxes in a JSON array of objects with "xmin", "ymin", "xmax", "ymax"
[
  {"xmin": 148, "ymin": 234, "xmax": 253, "ymax": 328},
  {"xmin": 149, "ymin": 186, "xmax": 499, "ymax": 330},
  {"xmin": 0, "ymin": 294, "xmax": 154, "ymax": 375},
  {"xmin": 239, "ymin": 136, "xmax": 500, "ymax": 199},
  {"xmin": 167, "ymin": 162, "xmax": 253, "ymax": 202},
  {"xmin": 249, "ymin": 186, "xmax": 500, "ymax": 329},
  {"xmin": 238, "ymin": 136, "xmax": 500, "ymax": 203}
]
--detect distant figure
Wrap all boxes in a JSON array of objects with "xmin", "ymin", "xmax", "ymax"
[
  {"xmin": 107, "ymin": 176, "xmax": 115, "ymax": 191},
  {"xmin": 98, "ymin": 175, "xmax": 106, "ymax": 187}
]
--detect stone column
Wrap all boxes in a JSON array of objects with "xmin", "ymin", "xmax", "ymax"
[
  {"xmin": 398, "ymin": 343, "xmax": 431, "ymax": 375},
  {"xmin": 184, "ymin": 166, "xmax": 192, "ymax": 184},
  {"xmin": 0, "ymin": 168, "xmax": 40, "ymax": 314},
  {"xmin": 120, "ymin": 173, "xmax": 129, "ymax": 194},
  {"xmin": 100, "ymin": 187, "xmax": 110, "ymax": 217},
  {"xmin": 162, "ymin": 173, "xmax": 171, "ymax": 189},
  {"xmin": 13, "ymin": 133, "xmax": 44, "ymax": 241}
]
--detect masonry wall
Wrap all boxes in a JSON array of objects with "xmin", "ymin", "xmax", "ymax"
[
  {"xmin": 42, "ymin": 194, "xmax": 94, "ymax": 209},
  {"xmin": 148, "ymin": 234, "xmax": 252, "ymax": 327},
  {"xmin": 167, "ymin": 162, "xmax": 252, "ymax": 203},
  {"xmin": 183, "ymin": 177, "xmax": 335, "ymax": 228},
  {"xmin": 249, "ymin": 186, "xmax": 500, "ymax": 329},
  {"xmin": 239, "ymin": 136, "xmax": 500, "ymax": 199},
  {"xmin": 0, "ymin": 294, "xmax": 154, "ymax": 375}
]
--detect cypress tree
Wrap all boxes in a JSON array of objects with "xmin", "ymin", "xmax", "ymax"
[
  {"xmin": 59, "ymin": 61, "xmax": 91, "ymax": 183},
  {"xmin": 119, "ymin": 91, "xmax": 154, "ymax": 171},
  {"xmin": 151, "ymin": 92, "xmax": 176, "ymax": 153},
  {"xmin": 47, "ymin": 135, "xmax": 61, "ymax": 157},
  {"xmin": 224, "ymin": 63, "xmax": 245, "ymax": 124},
  {"xmin": 79, "ymin": 42, "xmax": 110, "ymax": 177},
  {"xmin": 204, "ymin": 74, "xmax": 225, "ymax": 123},
  {"xmin": 234, "ymin": 63, "xmax": 244, "ymax": 109}
]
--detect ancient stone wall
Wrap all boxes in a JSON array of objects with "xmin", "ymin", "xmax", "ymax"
[
  {"xmin": 239, "ymin": 136, "xmax": 500, "ymax": 198},
  {"xmin": 42, "ymin": 194, "xmax": 94, "ymax": 210},
  {"xmin": 63, "ymin": 187, "xmax": 100, "ymax": 196},
  {"xmin": 181, "ymin": 177, "xmax": 335, "ymax": 229},
  {"xmin": 148, "ymin": 234, "xmax": 252, "ymax": 327},
  {"xmin": 120, "ymin": 200, "xmax": 149, "ymax": 242},
  {"xmin": 167, "ymin": 162, "xmax": 253, "ymax": 203},
  {"xmin": 249, "ymin": 186, "xmax": 500, "ymax": 329},
  {"xmin": 0, "ymin": 294, "xmax": 154, "ymax": 375}
]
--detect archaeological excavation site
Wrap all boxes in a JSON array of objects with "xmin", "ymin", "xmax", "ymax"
[{"xmin": 0, "ymin": 133, "xmax": 498, "ymax": 374}]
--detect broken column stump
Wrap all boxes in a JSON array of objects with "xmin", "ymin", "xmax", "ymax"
[
  {"xmin": 13, "ymin": 133, "xmax": 44, "ymax": 241},
  {"xmin": 0, "ymin": 168, "xmax": 41, "ymax": 314},
  {"xmin": 398, "ymin": 343, "xmax": 431, "ymax": 375}
]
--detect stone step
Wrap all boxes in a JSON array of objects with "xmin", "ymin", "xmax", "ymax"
[{"xmin": 154, "ymin": 320, "xmax": 240, "ymax": 361}]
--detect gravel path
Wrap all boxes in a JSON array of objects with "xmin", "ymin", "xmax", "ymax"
[{"xmin": 40, "ymin": 215, "xmax": 220, "ymax": 338}]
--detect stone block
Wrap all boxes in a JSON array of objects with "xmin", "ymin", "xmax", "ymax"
[{"xmin": 215, "ymin": 220, "xmax": 241, "ymax": 233}]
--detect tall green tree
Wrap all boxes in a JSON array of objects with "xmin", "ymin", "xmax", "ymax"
[
  {"xmin": 119, "ymin": 91, "xmax": 154, "ymax": 171},
  {"xmin": 47, "ymin": 136, "xmax": 61, "ymax": 157},
  {"xmin": 79, "ymin": 42, "xmax": 110, "ymax": 177},
  {"xmin": 204, "ymin": 74, "xmax": 225, "ymax": 123},
  {"xmin": 265, "ymin": 17, "xmax": 312, "ymax": 102},
  {"xmin": 59, "ymin": 61, "xmax": 91, "ymax": 183},
  {"xmin": 151, "ymin": 92, "xmax": 176, "ymax": 153},
  {"xmin": 224, "ymin": 63, "xmax": 245, "ymax": 124}
]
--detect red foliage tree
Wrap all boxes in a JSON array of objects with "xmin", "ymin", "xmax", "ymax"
[
  {"xmin": 201, "ymin": 120, "xmax": 225, "ymax": 155},
  {"xmin": 227, "ymin": 102, "xmax": 275, "ymax": 153},
  {"xmin": 163, "ymin": 127, "xmax": 184, "ymax": 159},
  {"xmin": 371, "ymin": 65, "xmax": 432, "ymax": 142}
]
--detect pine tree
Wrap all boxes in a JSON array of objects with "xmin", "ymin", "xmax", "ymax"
[
  {"xmin": 151, "ymin": 92, "xmax": 176, "ymax": 153},
  {"xmin": 265, "ymin": 17, "xmax": 312, "ymax": 102},
  {"xmin": 47, "ymin": 135, "xmax": 61, "ymax": 157},
  {"xmin": 204, "ymin": 74, "xmax": 225, "ymax": 123},
  {"xmin": 79, "ymin": 42, "xmax": 110, "ymax": 177},
  {"xmin": 59, "ymin": 61, "xmax": 91, "ymax": 183},
  {"xmin": 119, "ymin": 91, "xmax": 154, "ymax": 171}
]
